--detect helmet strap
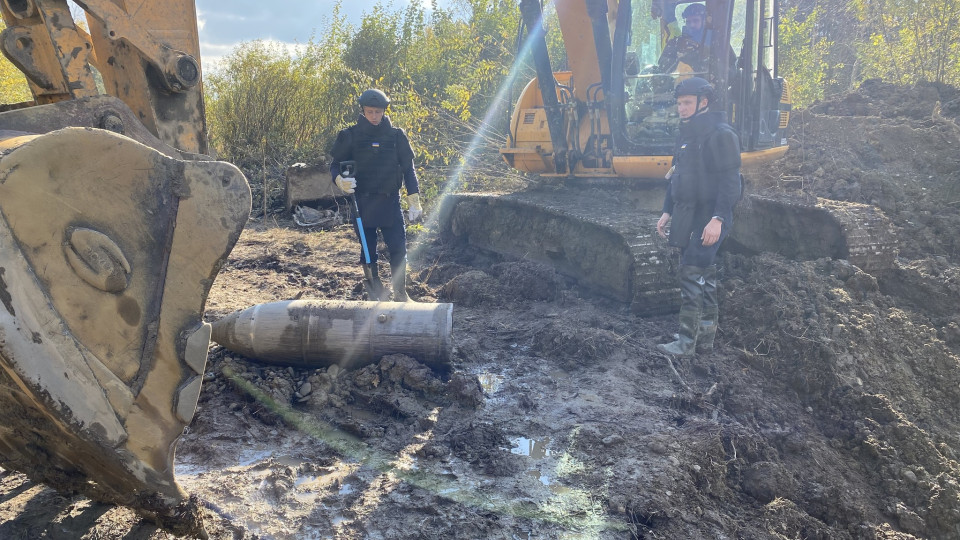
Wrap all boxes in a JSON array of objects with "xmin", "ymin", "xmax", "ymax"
[{"xmin": 694, "ymin": 94, "xmax": 709, "ymax": 116}]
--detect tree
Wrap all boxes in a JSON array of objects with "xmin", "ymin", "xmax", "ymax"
[
  {"xmin": 779, "ymin": 6, "xmax": 834, "ymax": 107},
  {"xmin": 204, "ymin": 27, "xmax": 361, "ymax": 210},
  {"xmin": 202, "ymin": 0, "xmax": 568, "ymax": 208},
  {"xmin": 849, "ymin": 0, "xmax": 960, "ymax": 86},
  {"xmin": 0, "ymin": 20, "xmax": 32, "ymax": 105}
]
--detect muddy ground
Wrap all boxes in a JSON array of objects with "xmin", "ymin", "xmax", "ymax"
[{"xmin": 3, "ymin": 80, "xmax": 960, "ymax": 539}]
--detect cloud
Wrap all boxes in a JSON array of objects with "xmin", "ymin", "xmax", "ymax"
[
  {"xmin": 200, "ymin": 39, "xmax": 311, "ymax": 73},
  {"xmin": 198, "ymin": 41, "xmax": 235, "ymax": 71},
  {"xmin": 195, "ymin": 0, "xmax": 455, "ymax": 71}
]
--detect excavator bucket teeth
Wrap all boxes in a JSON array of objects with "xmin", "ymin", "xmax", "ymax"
[{"xmin": 0, "ymin": 128, "xmax": 250, "ymax": 530}]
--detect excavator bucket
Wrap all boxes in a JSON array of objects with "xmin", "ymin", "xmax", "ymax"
[
  {"xmin": 0, "ymin": 127, "xmax": 250, "ymax": 534},
  {"xmin": 0, "ymin": 0, "xmax": 251, "ymax": 534}
]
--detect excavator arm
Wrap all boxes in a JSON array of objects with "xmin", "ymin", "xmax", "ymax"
[
  {"xmin": 0, "ymin": 1, "xmax": 250, "ymax": 537},
  {"xmin": 1, "ymin": 0, "xmax": 207, "ymax": 152}
]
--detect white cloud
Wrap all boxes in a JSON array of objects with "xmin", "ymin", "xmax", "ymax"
[
  {"xmin": 195, "ymin": 0, "xmax": 460, "ymax": 72},
  {"xmin": 198, "ymin": 41, "xmax": 235, "ymax": 72},
  {"xmin": 200, "ymin": 39, "xmax": 310, "ymax": 73}
]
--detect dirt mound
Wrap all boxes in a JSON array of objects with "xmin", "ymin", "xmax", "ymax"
[
  {"xmin": 807, "ymin": 79, "xmax": 960, "ymax": 122},
  {"xmin": 440, "ymin": 260, "xmax": 564, "ymax": 306},
  {"xmin": 749, "ymin": 80, "xmax": 960, "ymax": 262}
]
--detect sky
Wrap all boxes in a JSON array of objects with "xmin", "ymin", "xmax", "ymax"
[{"xmin": 195, "ymin": 0, "xmax": 445, "ymax": 68}]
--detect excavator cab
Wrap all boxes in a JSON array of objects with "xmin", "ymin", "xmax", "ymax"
[
  {"xmin": 622, "ymin": 1, "xmax": 736, "ymax": 153},
  {"xmin": 503, "ymin": 0, "xmax": 790, "ymax": 176}
]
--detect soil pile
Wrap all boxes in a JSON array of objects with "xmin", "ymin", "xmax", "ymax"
[
  {"xmin": 2, "ymin": 81, "xmax": 960, "ymax": 539},
  {"xmin": 751, "ymin": 79, "xmax": 960, "ymax": 262}
]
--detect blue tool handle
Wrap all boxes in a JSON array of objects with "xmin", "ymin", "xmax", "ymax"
[
  {"xmin": 351, "ymin": 195, "xmax": 371, "ymax": 264},
  {"xmin": 340, "ymin": 160, "xmax": 370, "ymax": 264}
]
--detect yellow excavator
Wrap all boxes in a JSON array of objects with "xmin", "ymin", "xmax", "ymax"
[
  {"xmin": 0, "ymin": 0, "xmax": 249, "ymax": 536},
  {"xmin": 439, "ymin": 0, "xmax": 896, "ymax": 314}
]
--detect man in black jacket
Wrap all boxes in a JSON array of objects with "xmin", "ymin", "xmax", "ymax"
[
  {"xmin": 330, "ymin": 89, "xmax": 422, "ymax": 301},
  {"xmin": 656, "ymin": 77, "xmax": 741, "ymax": 356}
]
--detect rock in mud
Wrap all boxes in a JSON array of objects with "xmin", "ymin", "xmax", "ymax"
[
  {"xmin": 741, "ymin": 461, "xmax": 797, "ymax": 504},
  {"xmin": 490, "ymin": 260, "xmax": 562, "ymax": 301},
  {"xmin": 440, "ymin": 270, "xmax": 500, "ymax": 306}
]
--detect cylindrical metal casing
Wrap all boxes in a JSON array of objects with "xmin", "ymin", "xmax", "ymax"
[{"xmin": 211, "ymin": 299, "xmax": 453, "ymax": 372}]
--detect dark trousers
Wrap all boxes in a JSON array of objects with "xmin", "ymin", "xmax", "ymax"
[
  {"xmin": 360, "ymin": 224, "xmax": 406, "ymax": 267},
  {"xmin": 355, "ymin": 193, "xmax": 406, "ymax": 267},
  {"xmin": 680, "ymin": 222, "xmax": 729, "ymax": 267}
]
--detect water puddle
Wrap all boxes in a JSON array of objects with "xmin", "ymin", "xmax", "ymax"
[
  {"xmin": 273, "ymin": 454, "xmax": 306, "ymax": 467},
  {"xmin": 526, "ymin": 468, "xmax": 550, "ymax": 485},
  {"xmin": 510, "ymin": 437, "xmax": 552, "ymax": 459},
  {"xmin": 176, "ymin": 446, "xmax": 275, "ymax": 476},
  {"xmin": 236, "ymin": 448, "xmax": 274, "ymax": 466},
  {"xmin": 525, "ymin": 468, "xmax": 573, "ymax": 495}
]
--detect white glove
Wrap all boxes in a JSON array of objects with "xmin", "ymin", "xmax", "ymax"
[
  {"xmin": 406, "ymin": 193, "xmax": 423, "ymax": 222},
  {"xmin": 335, "ymin": 175, "xmax": 356, "ymax": 194}
]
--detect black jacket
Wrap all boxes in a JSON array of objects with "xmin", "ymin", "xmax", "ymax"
[
  {"xmin": 329, "ymin": 114, "xmax": 419, "ymax": 196},
  {"xmin": 662, "ymin": 110, "xmax": 741, "ymax": 247}
]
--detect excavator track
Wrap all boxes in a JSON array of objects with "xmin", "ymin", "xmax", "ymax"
[
  {"xmin": 730, "ymin": 194, "xmax": 899, "ymax": 273},
  {"xmin": 438, "ymin": 187, "xmax": 898, "ymax": 316},
  {"xmin": 438, "ymin": 186, "xmax": 681, "ymax": 316}
]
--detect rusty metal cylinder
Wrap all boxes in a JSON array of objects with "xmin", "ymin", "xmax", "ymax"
[{"xmin": 211, "ymin": 299, "xmax": 453, "ymax": 372}]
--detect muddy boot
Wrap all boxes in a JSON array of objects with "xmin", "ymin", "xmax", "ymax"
[
  {"xmin": 657, "ymin": 265, "xmax": 704, "ymax": 357},
  {"xmin": 362, "ymin": 263, "xmax": 385, "ymax": 301},
  {"xmin": 390, "ymin": 258, "xmax": 412, "ymax": 302},
  {"xmin": 697, "ymin": 265, "xmax": 719, "ymax": 353}
]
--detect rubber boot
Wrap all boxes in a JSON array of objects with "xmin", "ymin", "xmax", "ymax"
[
  {"xmin": 390, "ymin": 258, "xmax": 411, "ymax": 302},
  {"xmin": 657, "ymin": 265, "xmax": 705, "ymax": 357},
  {"xmin": 697, "ymin": 265, "xmax": 719, "ymax": 353},
  {"xmin": 671, "ymin": 265, "xmax": 720, "ymax": 352},
  {"xmin": 362, "ymin": 263, "xmax": 385, "ymax": 301}
]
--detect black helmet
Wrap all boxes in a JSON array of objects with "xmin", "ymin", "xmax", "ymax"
[
  {"xmin": 682, "ymin": 3, "xmax": 705, "ymax": 19},
  {"xmin": 674, "ymin": 77, "xmax": 715, "ymax": 102},
  {"xmin": 358, "ymin": 88, "xmax": 390, "ymax": 109}
]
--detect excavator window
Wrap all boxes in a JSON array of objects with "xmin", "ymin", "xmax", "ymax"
[{"xmin": 620, "ymin": 0, "xmax": 741, "ymax": 153}]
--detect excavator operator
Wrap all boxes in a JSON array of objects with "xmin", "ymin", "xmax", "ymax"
[
  {"xmin": 655, "ymin": 77, "xmax": 742, "ymax": 358},
  {"xmin": 656, "ymin": 2, "xmax": 706, "ymax": 75}
]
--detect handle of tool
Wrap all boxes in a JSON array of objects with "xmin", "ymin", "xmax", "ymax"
[{"xmin": 351, "ymin": 194, "xmax": 372, "ymax": 264}]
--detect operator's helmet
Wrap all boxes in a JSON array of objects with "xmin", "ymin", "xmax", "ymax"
[
  {"xmin": 674, "ymin": 76, "xmax": 715, "ymax": 102},
  {"xmin": 682, "ymin": 2, "xmax": 706, "ymax": 20},
  {"xmin": 358, "ymin": 88, "xmax": 390, "ymax": 109}
]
